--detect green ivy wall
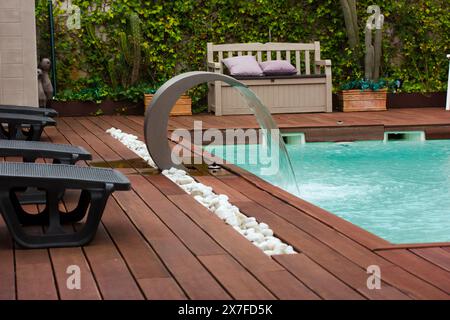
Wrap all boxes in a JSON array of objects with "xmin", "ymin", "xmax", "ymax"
[{"xmin": 36, "ymin": 0, "xmax": 450, "ymax": 112}]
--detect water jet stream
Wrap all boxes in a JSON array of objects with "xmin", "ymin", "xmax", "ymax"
[{"xmin": 144, "ymin": 71, "xmax": 299, "ymax": 194}]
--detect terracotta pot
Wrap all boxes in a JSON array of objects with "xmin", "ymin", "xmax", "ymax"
[
  {"xmin": 338, "ymin": 89, "xmax": 387, "ymax": 112},
  {"xmin": 144, "ymin": 94, "xmax": 192, "ymax": 116}
]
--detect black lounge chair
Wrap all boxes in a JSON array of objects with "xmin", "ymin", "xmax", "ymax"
[
  {"xmin": 0, "ymin": 112, "xmax": 56, "ymax": 141},
  {"xmin": 0, "ymin": 104, "xmax": 58, "ymax": 117},
  {"xmin": 0, "ymin": 140, "xmax": 93, "ymax": 204},
  {"xmin": 0, "ymin": 140, "xmax": 92, "ymax": 164},
  {"xmin": 0, "ymin": 162, "xmax": 130, "ymax": 248}
]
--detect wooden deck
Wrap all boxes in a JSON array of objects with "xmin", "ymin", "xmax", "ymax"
[
  {"xmin": 1, "ymin": 108, "xmax": 450, "ymax": 300},
  {"xmin": 168, "ymin": 107, "xmax": 450, "ymax": 141}
]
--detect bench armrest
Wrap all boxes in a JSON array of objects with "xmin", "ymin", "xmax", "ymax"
[
  {"xmin": 207, "ymin": 61, "xmax": 222, "ymax": 72},
  {"xmin": 315, "ymin": 59, "xmax": 332, "ymax": 66}
]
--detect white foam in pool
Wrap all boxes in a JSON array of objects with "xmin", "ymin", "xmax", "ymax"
[{"xmin": 107, "ymin": 127, "xmax": 296, "ymax": 256}]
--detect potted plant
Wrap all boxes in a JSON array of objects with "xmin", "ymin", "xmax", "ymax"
[
  {"xmin": 338, "ymin": 79, "xmax": 389, "ymax": 112},
  {"xmin": 144, "ymin": 89, "xmax": 192, "ymax": 116}
]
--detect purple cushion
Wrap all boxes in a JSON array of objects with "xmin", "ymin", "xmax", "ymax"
[
  {"xmin": 260, "ymin": 60, "xmax": 297, "ymax": 75},
  {"xmin": 222, "ymin": 55, "xmax": 263, "ymax": 76}
]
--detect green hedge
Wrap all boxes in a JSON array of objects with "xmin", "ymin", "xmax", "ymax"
[{"xmin": 36, "ymin": 0, "xmax": 450, "ymax": 112}]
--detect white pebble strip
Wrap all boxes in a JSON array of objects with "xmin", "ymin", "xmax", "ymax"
[
  {"xmin": 106, "ymin": 128, "xmax": 157, "ymax": 168},
  {"xmin": 107, "ymin": 127, "xmax": 296, "ymax": 256}
]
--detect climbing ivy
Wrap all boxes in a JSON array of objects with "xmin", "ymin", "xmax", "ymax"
[{"xmin": 35, "ymin": 0, "xmax": 450, "ymax": 112}]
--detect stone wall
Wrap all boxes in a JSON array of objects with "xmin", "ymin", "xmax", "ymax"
[{"xmin": 0, "ymin": 0, "xmax": 38, "ymax": 106}]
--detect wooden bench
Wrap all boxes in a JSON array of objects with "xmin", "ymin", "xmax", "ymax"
[{"xmin": 207, "ymin": 42, "xmax": 332, "ymax": 115}]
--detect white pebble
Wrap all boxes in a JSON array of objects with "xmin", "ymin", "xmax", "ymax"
[
  {"xmin": 176, "ymin": 176, "xmax": 194, "ymax": 185},
  {"xmin": 245, "ymin": 217, "xmax": 257, "ymax": 223},
  {"xmin": 259, "ymin": 223, "xmax": 269, "ymax": 230},
  {"xmin": 245, "ymin": 221, "xmax": 259, "ymax": 228},
  {"xmin": 246, "ymin": 232, "xmax": 264, "ymax": 243},
  {"xmin": 225, "ymin": 214, "xmax": 240, "ymax": 226},
  {"xmin": 245, "ymin": 228, "xmax": 256, "ymax": 235},
  {"xmin": 285, "ymin": 246, "xmax": 296, "ymax": 254},
  {"xmin": 261, "ymin": 229, "xmax": 274, "ymax": 237}
]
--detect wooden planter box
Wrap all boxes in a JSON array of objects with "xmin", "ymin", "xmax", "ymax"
[
  {"xmin": 144, "ymin": 94, "xmax": 192, "ymax": 116},
  {"xmin": 338, "ymin": 89, "xmax": 387, "ymax": 112},
  {"xmin": 50, "ymin": 100, "xmax": 144, "ymax": 116}
]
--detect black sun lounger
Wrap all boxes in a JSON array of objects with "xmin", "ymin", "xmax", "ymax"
[
  {"xmin": 0, "ymin": 162, "xmax": 130, "ymax": 248},
  {"xmin": 0, "ymin": 112, "xmax": 56, "ymax": 141},
  {"xmin": 0, "ymin": 104, "xmax": 58, "ymax": 117},
  {"xmin": 0, "ymin": 140, "xmax": 92, "ymax": 164},
  {"xmin": 0, "ymin": 140, "xmax": 93, "ymax": 204}
]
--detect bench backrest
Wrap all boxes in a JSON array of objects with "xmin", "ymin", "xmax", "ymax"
[{"xmin": 207, "ymin": 42, "xmax": 322, "ymax": 75}]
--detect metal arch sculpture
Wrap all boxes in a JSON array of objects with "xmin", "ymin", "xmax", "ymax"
[{"xmin": 144, "ymin": 71, "xmax": 247, "ymax": 170}]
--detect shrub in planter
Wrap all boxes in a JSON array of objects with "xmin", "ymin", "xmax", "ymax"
[{"xmin": 338, "ymin": 79, "xmax": 390, "ymax": 112}]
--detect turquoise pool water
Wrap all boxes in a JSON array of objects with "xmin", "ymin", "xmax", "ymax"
[{"xmin": 205, "ymin": 140, "xmax": 450, "ymax": 244}]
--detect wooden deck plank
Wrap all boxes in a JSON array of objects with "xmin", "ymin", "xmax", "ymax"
[
  {"xmin": 131, "ymin": 175, "xmax": 226, "ymax": 257},
  {"xmin": 198, "ymin": 255, "xmax": 277, "ymax": 300},
  {"xmin": 15, "ymin": 249, "xmax": 58, "ymax": 300},
  {"xmin": 253, "ymin": 270, "xmax": 320, "ymax": 300},
  {"xmin": 411, "ymin": 248, "xmax": 450, "ymax": 272},
  {"xmin": 0, "ymin": 217, "xmax": 15, "ymax": 300},
  {"xmin": 112, "ymin": 183, "xmax": 231, "ymax": 300},
  {"xmin": 230, "ymin": 200, "xmax": 409, "ymax": 299},
  {"xmin": 167, "ymin": 195, "xmax": 322, "ymax": 300},
  {"xmin": 274, "ymin": 253, "xmax": 365, "ymax": 300},
  {"xmin": 48, "ymin": 247, "xmax": 101, "ymax": 300},
  {"xmin": 79, "ymin": 224, "xmax": 144, "ymax": 300},
  {"xmin": 379, "ymin": 249, "xmax": 450, "ymax": 294},
  {"xmin": 137, "ymin": 278, "xmax": 187, "ymax": 300},
  {"xmin": 137, "ymin": 176, "xmax": 318, "ymax": 300},
  {"xmin": 62, "ymin": 117, "xmax": 123, "ymax": 162},
  {"xmin": 79, "ymin": 117, "xmax": 141, "ymax": 161},
  {"xmin": 100, "ymin": 115, "xmax": 143, "ymax": 136},
  {"xmin": 144, "ymin": 176, "xmax": 326, "ymax": 300},
  {"xmin": 106, "ymin": 115, "xmax": 146, "ymax": 136},
  {"xmin": 100, "ymin": 197, "xmax": 187, "ymax": 300},
  {"xmin": 54, "ymin": 118, "xmax": 103, "ymax": 162},
  {"xmin": 164, "ymin": 193, "xmax": 284, "ymax": 274}
]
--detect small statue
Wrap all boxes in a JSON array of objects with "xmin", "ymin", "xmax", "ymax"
[
  {"xmin": 37, "ymin": 68, "xmax": 47, "ymax": 107},
  {"xmin": 39, "ymin": 58, "xmax": 54, "ymax": 102}
]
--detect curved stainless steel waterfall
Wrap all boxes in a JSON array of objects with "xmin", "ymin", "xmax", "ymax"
[{"xmin": 144, "ymin": 71, "xmax": 300, "ymax": 194}]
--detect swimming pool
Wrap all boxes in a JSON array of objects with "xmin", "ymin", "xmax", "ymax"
[{"xmin": 205, "ymin": 139, "xmax": 450, "ymax": 244}]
